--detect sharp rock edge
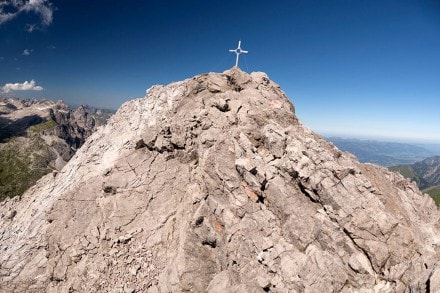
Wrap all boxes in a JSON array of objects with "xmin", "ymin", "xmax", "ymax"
[{"xmin": 0, "ymin": 68, "xmax": 439, "ymax": 293}]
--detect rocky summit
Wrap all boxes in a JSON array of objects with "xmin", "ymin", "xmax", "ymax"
[{"xmin": 0, "ymin": 68, "xmax": 439, "ymax": 292}]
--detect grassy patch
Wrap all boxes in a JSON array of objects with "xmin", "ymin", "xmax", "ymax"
[
  {"xmin": 423, "ymin": 185, "xmax": 440, "ymax": 207},
  {"xmin": 0, "ymin": 137, "xmax": 54, "ymax": 201},
  {"xmin": 430, "ymin": 194, "xmax": 440, "ymax": 207},
  {"xmin": 389, "ymin": 165, "xmax": 416, "ymax": 178},
  {"xmin": 389, "ymin": 165, "xmax": 425, "ymax": 186},
  {"xmin": 28, "ymin": 118, "xmax": 57, "ymax": 133}
]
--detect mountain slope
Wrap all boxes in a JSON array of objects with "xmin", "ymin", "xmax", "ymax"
[
  {"xmin": 413, "ymin": 156, "xmax": 440, "ymax": 188},
  {"xmin": 424, "ymin": 186, "xmax": 440, "ymax": 206},
  {"xmin": 0, "ymin": 69, "xmax": 439, "ymax": 292},
  {"xmin": 390, "ymin": 156, "xmax": 440, "ymax": 189},
  {"xmin": 391, "ymin": 156, "xmax": 440, "ymax": 206},
  {"xmin": 0, "ymin": 98, "xmax": 112, "ymax": 200}
]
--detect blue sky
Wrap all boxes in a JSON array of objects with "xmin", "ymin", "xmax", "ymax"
[{"xmin": 1, "ymin": 0, "xmax": 439, "ymax": 142}]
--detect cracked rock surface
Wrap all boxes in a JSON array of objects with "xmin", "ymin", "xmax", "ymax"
[{"xmin": 0, "ymin": 68, "xmax": 439, "ymax": 292}]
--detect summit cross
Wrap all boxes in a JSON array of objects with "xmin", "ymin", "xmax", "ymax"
[{"xmin": 229, "ymin": 41, "xmax": 248, "ymax": 68}]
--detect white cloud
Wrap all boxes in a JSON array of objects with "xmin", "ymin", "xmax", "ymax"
[
  {"xmin": 0, "ymin": 0, "xmax": 53, "ymax": 29},
  {"xmin": 22, "ymin": 48, "xmax": 32, "ymax": 55},
  {"xmin": 25, "ymin": 23, "xmax": 35, "ymax": 32},
  {"xmin": 1, "ymin": 80, "xmax": 44, "ymax": 93},
  {"xmin": 22, "ymin": 0, "xmax": 53, "ymax": 26},
  {"xmin": 0, "ymin": 11, "xmax": 15, "ymax": 24}
]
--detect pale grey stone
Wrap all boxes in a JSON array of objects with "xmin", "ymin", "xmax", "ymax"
[{"xmin": 0, "ymin": 67, "xmax": 438, "ymax": 292}]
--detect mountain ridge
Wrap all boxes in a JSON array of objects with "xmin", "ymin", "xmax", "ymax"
[
  {"xmin": 0, "ymin": 68, "xmax": 439, "ymax": 292},
  {"xmin": 390, "ymin": 156, "xmax": 440, "ymax": 206},
  {"xmin": 390, "ymin": 156, "xmax": 440, "ymax": 189},
  {"xmin": 0, "ymin": 97, "xmax": 112, "ymax": 199}
]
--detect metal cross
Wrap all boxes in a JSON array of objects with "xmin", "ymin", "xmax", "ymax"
[{"xmin": 229, "ymin": 41, "xmax": 248, "ymax": 68}]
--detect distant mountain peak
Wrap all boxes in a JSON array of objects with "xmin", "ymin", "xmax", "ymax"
[{"xmin": 421, "ymin": 155, "xmax": 440, "ymax": 165}]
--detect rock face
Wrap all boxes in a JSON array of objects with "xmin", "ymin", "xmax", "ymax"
[
  {"xmin": 0, "ymin": 69, "xmax": 439, "ymax": 292},
  {"xmin": 47, "ymin": 104, "xmax": 112, "ymax": 150},
  {"xmin": 0, "ymin": 97, "xmax": 111, "ymax": 148},
  {"xmin": 0, "ymin": 98, "xmax": 112, "ymax": 199}
]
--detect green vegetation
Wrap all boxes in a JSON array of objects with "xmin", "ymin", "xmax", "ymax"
[
  {"xmin": 423, "ymin": 185, "xmax": 440, "ymax": 207},
  {"xmin": 28, "ymin": 118, "xmax": 57, "ymax": 133},
  {"xmin": 389, "ymin": 164, "xmax": 424, "ymax": 186},
  {"xmin": 0, "ymin": 137, "xmax": 54, "ymax": 201},
  {"xmin": 389, "ymin": 165, "xmax": 416, "ymax": 179},
  {"xmin": 431, "ymin": 194, "xmax": 440, "ymax": 207}
]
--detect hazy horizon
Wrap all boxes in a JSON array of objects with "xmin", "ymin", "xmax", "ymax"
[
  {"xmin": 2, "ymin": 92, "xmax": 440, "ymax": 145},
  {"xmin": 323, "ymin": 132, "xmax": 440, "ymax": 146}
]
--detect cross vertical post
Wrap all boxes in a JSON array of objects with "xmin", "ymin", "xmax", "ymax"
[{"xmin": 229, "ymin": 41, "xmax": 248, "ymax": 68}]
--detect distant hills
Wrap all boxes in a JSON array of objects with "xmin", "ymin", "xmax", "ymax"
[
  {"xmin": 390, "ymin": 156, "xmax": 440, "ymax": 206},
  {"xmin": 327, "ymin": 137, "xmax": 437, "ymax": 166}
]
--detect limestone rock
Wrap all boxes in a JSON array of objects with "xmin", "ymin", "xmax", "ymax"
[{"xmin": 0, "ymin": 68, "xmax": 438, "ymax": 292}]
